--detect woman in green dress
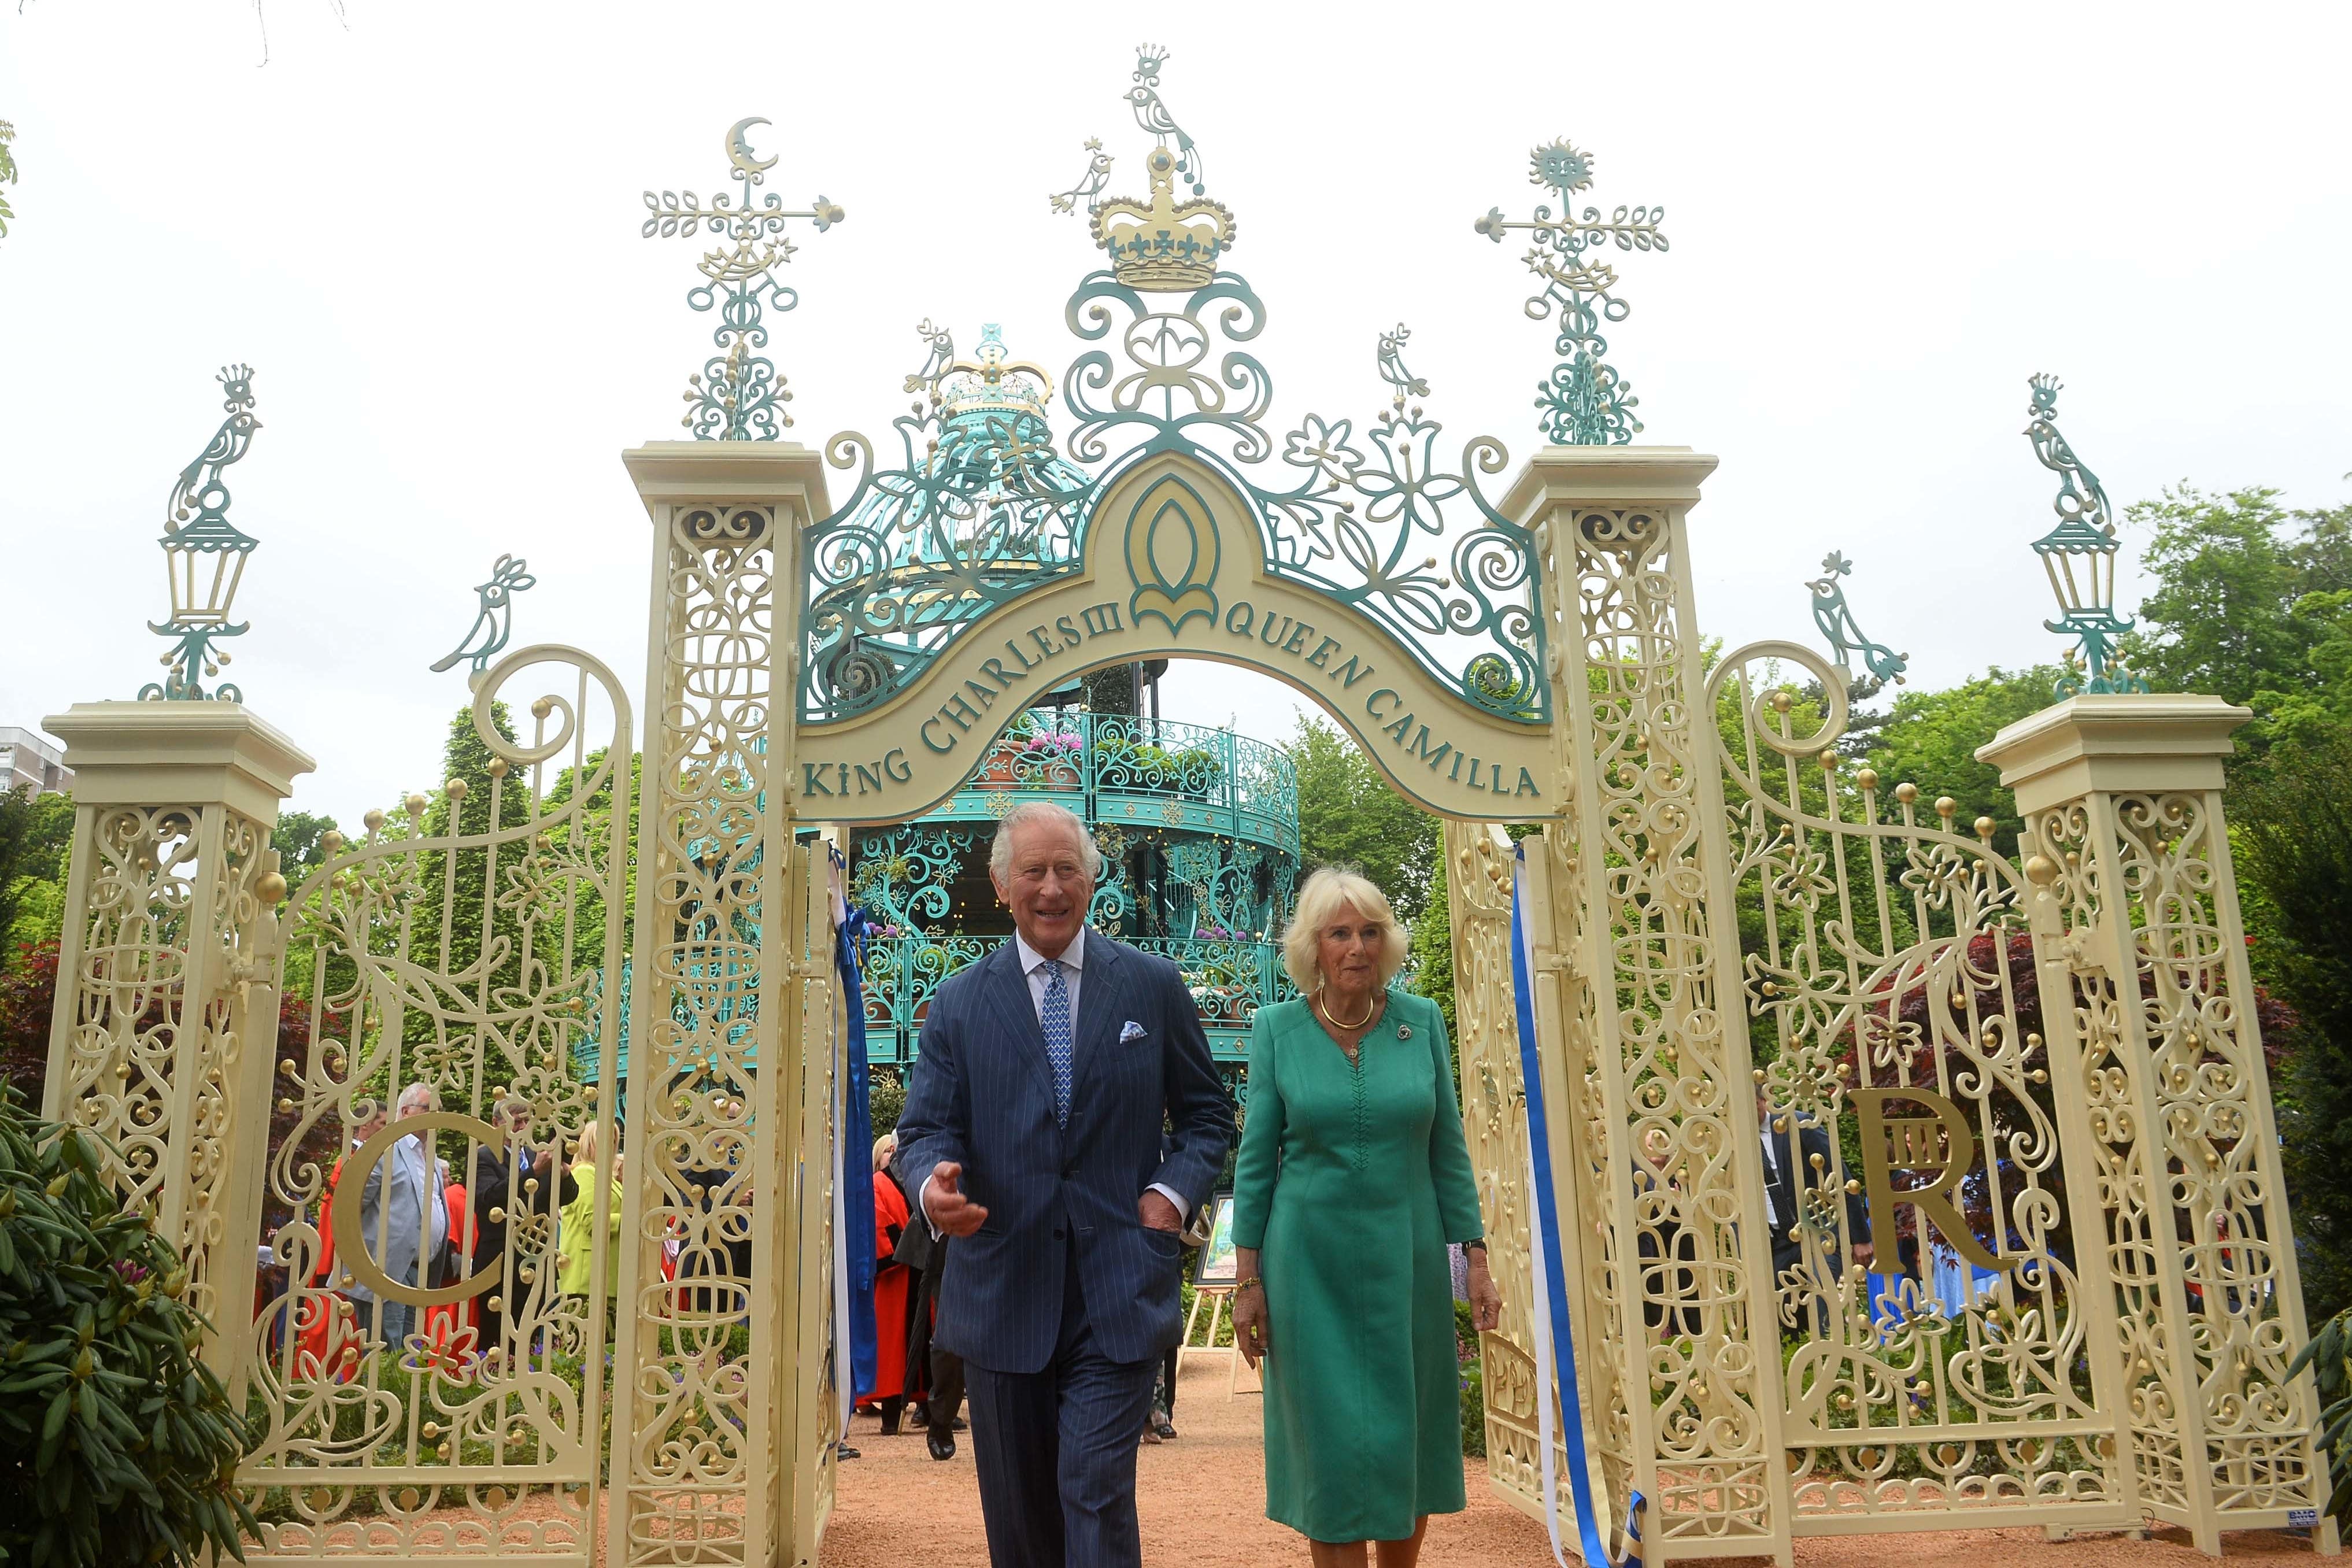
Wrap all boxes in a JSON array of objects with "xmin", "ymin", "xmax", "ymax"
[{"xmin": 1230, "ymin": 867, "xmax": 1503, "ymax": 1567}]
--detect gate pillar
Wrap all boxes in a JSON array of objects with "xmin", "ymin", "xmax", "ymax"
[
  {"xmin": 1507, "ymin": 448, "xmax": 1794, "ymax": 1563},
  {"xmin": 615, "ymin": 441, "xmax": 835, "ymax": 1567},
  {"xmin": 38, "ymin": 700, "xmax": 313, "ymax": 1396},
  {"xmin": 1983, "ymin": 694, "xmax": 2340, "ymax": 1555}
]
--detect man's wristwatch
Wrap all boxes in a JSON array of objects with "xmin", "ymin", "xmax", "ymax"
[{"xmin": 1462, "ymin": 1240, "xmax": 1488, "ymax": 1258}]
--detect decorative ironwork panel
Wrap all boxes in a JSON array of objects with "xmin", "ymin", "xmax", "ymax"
[
  {"xmin": 613, "ymin": 502, "xmax": 785, "ymax": 1565},
  {"xmin": 239, "ymin": 647, "xmax": 630, "ymax": 1561},
  {"xmin": 800, "ymin": 50, "xmax": 1552, "ymax": 729},
  {"xmin": 1543, "ymin": 500, "xmax": 1777, "ymax": 1552},
  {"xmin": 46, "ymin": 800, "xmax": 274, "ymax": 1342},
  {"xmin": 1443, "ymin": 822, "xmax": 1562, "ymax": 1509},
  {"xmin": 1712, "ymin": 642, "xmax": 2129, "ymax": 1529},
  {"xmin": 2031, "ymin": 789, "xmax": 2327, "ymax": 1542}
]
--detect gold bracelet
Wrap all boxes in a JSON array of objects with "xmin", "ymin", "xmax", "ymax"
[{"xmin": 1235, "ymin": 1276, "xmax": 1264, "ymax": 1293}]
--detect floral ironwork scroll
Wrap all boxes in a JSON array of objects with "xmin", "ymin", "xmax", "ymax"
[
  {"xmin": 799, "ymin": 47, "xmax": 1548, "ymax": 728},
  {"xmin": 241, "ymin": 646, "xmax": 629, "ymax": 1560},
  {"xmin": 1711, "ymin": 640, "xmax": 2131, "ymax": 1526}
]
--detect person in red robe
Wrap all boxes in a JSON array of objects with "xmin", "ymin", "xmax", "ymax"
[{"xmin": 860, "ymin": 1133, "xmax": 914, "ymax": 1433}]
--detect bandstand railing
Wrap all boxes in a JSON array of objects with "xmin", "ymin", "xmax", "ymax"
[
  {"xmin": 913, "ymin": 709, "xmax": 1300, "ymax": 856},
  {"xmin": 857, "ymin": 933, "xmax": 1295, "ymax": 1070}
]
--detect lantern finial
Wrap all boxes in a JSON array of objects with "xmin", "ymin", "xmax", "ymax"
[
  {"xmin": 2024, "ymin": 374, "xmax": 2148, "ymax": 698},
  {"xmin": 142, "ymin": 365, "xmax": 261, "ymax": 702}
]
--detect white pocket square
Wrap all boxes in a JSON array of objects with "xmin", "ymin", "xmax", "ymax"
[{"xmin": 1120, "ymin": 1020, "xmax": 1148, "ymax": 1043}]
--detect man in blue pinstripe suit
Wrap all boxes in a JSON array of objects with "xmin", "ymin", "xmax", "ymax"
[{"xmin": 897, "ymin": 800, "xmax": 1234, "ymax": 1568}]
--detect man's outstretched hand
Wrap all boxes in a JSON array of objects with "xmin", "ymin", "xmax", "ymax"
[{"xmin": 924, "ymin": 1161, "xmax": 990, "ymax": 1238}]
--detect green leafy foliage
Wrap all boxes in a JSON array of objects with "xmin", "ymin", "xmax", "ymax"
[
  {"xmin": 2127, "ymin": 485, "xmax": 2352, "ymax": 753},
  {"xmin": 1286, "ymin": 714, "xmax": 1440, "ymax": 923},
  {"xmin": 268, "ymin": 811, "xmax": 341, "ymax": 889},
  {"xmin": 0, "ymin": 787, "xmax": 73, "ymax": 957},
  {"xmin": 0, "ymin": 1086, "xmax": 257, "ymax": 1566},
  {"xmin": 2234, "ymin": 730, "xmax": 2352, "ymax": 1326},
  {"xmin": 1858, "ymin": 665, "xmax": 2068, "ymax": 857},
  {"xmin": 0, "ymin": 119, "xmax": 16, "ymax": 239},
  {"xmin": 2286, "ymin": 1307, "xmax": 2352, "ymax": 1530},
  {"xmin": 1455, "ymin": 1299, "xmax": 1485, "ymax": 1458}
]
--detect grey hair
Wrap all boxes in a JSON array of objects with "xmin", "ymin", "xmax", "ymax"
[
  {"xmin": 989, "ymin": 800, "xmax": 1103, "ymax": 881},
  {"xmin": 397, "ymin": 1082, "xmax": 439, "ymax": 1116}
]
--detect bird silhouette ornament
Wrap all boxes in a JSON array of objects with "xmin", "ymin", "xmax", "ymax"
[
  {"xmin": 1805, "ymin": 552, "xmax": 1909, "ymax": 685},
  {"xmin": 1124, "ymin": 45, "xmax": 1205, "ymax": 196},
  {"xmin": 431, "ymin": 554, "xmax": 538, "ymax": 685}
]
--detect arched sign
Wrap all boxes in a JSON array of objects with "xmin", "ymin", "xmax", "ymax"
[{"xmin": 794, "ymin": 450, "xmax": 1554, "ymax": 823}]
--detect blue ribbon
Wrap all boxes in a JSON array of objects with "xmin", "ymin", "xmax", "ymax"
[
  {"xmin": 838, "ymin": 894, "xmax": 879, "ymax": 1401},
  {"xmin": 1512, "ymin": 842, "xmax": 1643, "ymax": 1565}
]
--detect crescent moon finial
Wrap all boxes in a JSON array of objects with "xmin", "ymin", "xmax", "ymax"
[{"xmin": 726, "ymin": 116, "xmax": 779, "ymax": 176}]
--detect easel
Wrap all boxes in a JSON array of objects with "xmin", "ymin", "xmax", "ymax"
[{"xmin": 1177, "ymin": 1285, "xmax": 1262, "ymax": 1399}]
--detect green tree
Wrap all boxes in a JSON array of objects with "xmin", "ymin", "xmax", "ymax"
[
  {"xmin": 1861, "ymin": 664, "xmax": 2068, "ymax": 856},
  {"xmin": 1406, "ymin": 830, "xmax": 1455, "ymax": 1041},
  {"xmin": 0, "ymin": 785, "xmax": 73, "ymax": 959},
  {"xmin": 270, "ymin": 808, "xmax": 340, "ymax": 889},
  {"xmin": 2234, "ymin": 728, "xmax": 2352, "ymax": 1326},
  {"xmin": 401, "ymin": 706, "xmax": 534, "ymax": 1057},
  {"xmin": 2127, "ymin": 484, "xmax": 2352, "ymax": 754},
  {"xmin": 0, "ymin": 119, "xmax": 17, "ymax": 239},
  {"xmin": 1287, "ymin": 714, "xmax": 1441, "ymax": 923}
]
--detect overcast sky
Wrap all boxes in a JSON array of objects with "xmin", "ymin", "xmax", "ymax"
[{"xmin": 3, "ymin": 3, "xmax": 2347, "ymax": 829}]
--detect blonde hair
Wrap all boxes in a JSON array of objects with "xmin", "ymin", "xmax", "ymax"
[
  {"xmin": 1280, "ymin": 867, "xmax": 1411, "ymax": 993},
  {"xmin": 871, "ymin": 1132, "xmax": 897, "ymax": 1174},
  {"xmin": 573, "ymin": 1120, "xmax": 601, "ymax": 1167}
]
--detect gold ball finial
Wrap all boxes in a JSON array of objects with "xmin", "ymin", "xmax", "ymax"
[
  {"xmin": 531, "ymin": 696, "xmax": 555, "ymax": 720},
  {"xmin": 487, "ymin": 757, "xmax": 511, "ymax": 779},
  {"xmin": 404, "ymin": 793, "xmax": 430, "ymax": 818},
  {"xmin": 1855, "ymin": 767, "xmax": 1879, "ymax": 792},
  {"xmin": 256, "ymin": 872, "xmax": 289, "ymax": 904},
  {"xmin": 363, "ymin": 808, "xmax": 386, "ymax": 833},
  {"xmin": 1894, "ymin": 782, "xmax": 1918, "ymax": 805},
  {"xmin": 1973, "ymin": 816, "xmax": 1997, "ymax": 840},
  {"xmin": 1934, "ymin": 796, "xmax": 1957, "ymax": 819},
  {"xmin": 445, "ymin": 779, "xmax": 468, "ymax": 802},
  {"xmin": 320, "ymin": 830, "xmax": 343, "ymax": 855},
  {"xmin": 2024, "ymin": 854, "xmax": 2059, "ymax": 887}
]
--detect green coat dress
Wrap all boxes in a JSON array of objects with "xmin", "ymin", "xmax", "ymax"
[{"xmin": 1229, "ymin": 992, "xmax": 1485, "ymax": 1543}]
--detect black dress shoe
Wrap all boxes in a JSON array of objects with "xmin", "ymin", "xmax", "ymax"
[
  {"xmin": 926, "ymin": 1424, "xmax": 956, "ymax": 1461},
  {"xmin": 952, "ymin": 1415, "xmax": 968, "ymax": 1432},
  {"xmin": 908, "ymin": 1405, "xmax": 930, "ymax": 1429}
]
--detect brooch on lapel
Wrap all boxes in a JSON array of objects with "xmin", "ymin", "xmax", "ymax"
[
  {"xmin": 1398, "ymin": 1025, "xmax": 1413, "ymax": 1039},
  {"xmin": 1120, "ymin": 1020, "xmax": 1148, "ymax": 1043}
]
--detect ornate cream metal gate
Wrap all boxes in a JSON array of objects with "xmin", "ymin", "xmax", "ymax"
[
  {"xmin": 29, "ymin": 57, "xmax": 2343, "ymax": 1567},
  {"xmin": 1711, "ymin": 641, "xmax": 2136, "ymax": 1536},
  {"xmin": 235, "ymin": 647, "xmax": 631, "ymax": 1561},
  {"xmin": 609, "ymin": 447, "xmax": 844, "ymax": 1568}
]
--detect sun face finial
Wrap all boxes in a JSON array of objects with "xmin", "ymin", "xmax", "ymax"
[{"xmin": 1530, "ymin": 139, "xmax": 1596, "ymax": 197}]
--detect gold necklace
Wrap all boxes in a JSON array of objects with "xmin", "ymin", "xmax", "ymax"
[{"xmin": 1316, "ymin": 988, "xmax": 1375, "ymax": 1031}]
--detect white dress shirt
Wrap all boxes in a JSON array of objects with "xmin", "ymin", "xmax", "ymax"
[{"xmin": 920, "ymin": 926, "xmax": 1189, "ymax": 1232}]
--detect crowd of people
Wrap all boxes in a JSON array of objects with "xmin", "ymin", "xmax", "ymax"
[{"xmin": 278, "ymin": 1087, "xmax": 619, "ymax": 1375}]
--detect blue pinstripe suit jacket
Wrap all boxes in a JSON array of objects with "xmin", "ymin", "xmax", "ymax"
[{"xmin": 896, "ymin": 932, "xmax": 1234, "ymax": 1374}]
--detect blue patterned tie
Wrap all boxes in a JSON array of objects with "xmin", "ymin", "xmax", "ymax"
[{"xmin": 1041, "ymin": 959, "xmax": 1074, "ymax": 1127}]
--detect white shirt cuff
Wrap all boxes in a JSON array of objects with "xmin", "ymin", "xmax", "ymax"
[
  {"xmin": 1147, "ymin": 1181, "xmax": 1188, "ymax": 1221},
  {"xmin": 919, "ymin": 1173, "xmax": 945, "ymax": 1240}
]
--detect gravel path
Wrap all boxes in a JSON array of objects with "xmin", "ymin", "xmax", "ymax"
[{"xmin": 817, "ymin": 1360, "xmax": 2328, "ymax": 1567}]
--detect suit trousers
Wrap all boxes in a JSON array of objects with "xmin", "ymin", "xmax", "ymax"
[{"xmin": 964, "ymin": 1236, "xmax": 1158, "ymax": 1568}]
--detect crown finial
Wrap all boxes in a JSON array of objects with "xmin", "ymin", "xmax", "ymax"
[
  {"xmin": 1059, "ymin": 46, "xmax": 1237, "ymax": 291},
  {"xmin": 937, "ymin": 324, "xmax": 1055, "ymax": 423}
]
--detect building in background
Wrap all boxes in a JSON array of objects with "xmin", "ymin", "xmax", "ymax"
[{"xmin": 0, "ymin": 727, "xmax": 71, "ymax": 797}]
